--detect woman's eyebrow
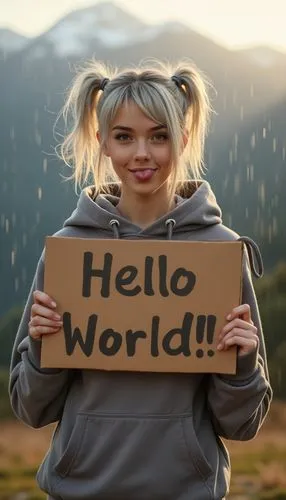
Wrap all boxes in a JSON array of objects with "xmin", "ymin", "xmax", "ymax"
[{"xmin": 112, "ymin": 125, "xmax": 167, "ymax": 132}]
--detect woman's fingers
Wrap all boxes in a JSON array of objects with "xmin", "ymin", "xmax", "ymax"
[
  {"xmin": 31, "ymin": 303, "xmax": 61, "ymax": 321},
  {"xmin": 217, "ymin": 328, "xmax": 259, "ymax": 356},
  {"xmin": 33, "ymin": 290, "xmax": 57, "ymax": 309},
  {"xmin": 29, "ymin": 318, "xmax": 62, "ymax": 340},
  {"xmin": 29, "ymin": 325, "xmax": 61, "ymax": 340},
  {"xmin": 29, "ymin": 290, "xmax": 61, "ymax": 340},
  {"xmin": 218, "ymin": 328, "xmax": 258, "ymax": 347},
  {"xmin": 226, "ymin": 303, "xmax": 253, "ymax": 324},
  {"xmin": 219, "ymin": 318, "xmax": 257, "ymax": 340},
  {"xmin": 219, "ymin": 335, "xmax": 258, "ymax": 354},
  {"xmin": 29, "ymin": 315, "xmax": 63, "ymax": 328},
  {"xmin": 218, "ymin": 304, "xmax": 258, "ymax": 355}
]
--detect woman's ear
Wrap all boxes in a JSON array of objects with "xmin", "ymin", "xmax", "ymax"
[
  {"xmin": 97, "ymin": 131, "xmax": 110, "ymax": 157},
  {"xmin": 180, "ymin": 130, "xmax": 189, "ymax": 154},
  {"xmin": 183, "ymin": 130, "xmax": 189, "ymax": 148}
]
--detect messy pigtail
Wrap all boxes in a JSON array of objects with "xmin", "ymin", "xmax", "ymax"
[
  {"xmin": 171, "ymin": 62, "xmax": 214, "ymax": 182},
  {"xmin": 57, "ymin": 61, "xmax": 113, "ymax": 190}
]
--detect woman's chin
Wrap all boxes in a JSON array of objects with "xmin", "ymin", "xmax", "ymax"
[{"xmin": 125, "ymin": 179, "xmax": 164, "ymax": 197}]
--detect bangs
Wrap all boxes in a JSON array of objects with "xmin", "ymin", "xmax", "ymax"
[
  {"xmin": 99, "ymin": 80, "xmax": 183, "ymax": 140},
  {"xmin": 130, "ymin": 81, "xmax": 173, "ymax": 128}
]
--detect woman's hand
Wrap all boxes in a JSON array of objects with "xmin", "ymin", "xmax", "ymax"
[
  {"xmin": 29, "ymin": 291, "xmax": 63, "ymax": 340},
  {"xmin": 217, "ymin": 304, "xmax": 258, "ymax": 356}
]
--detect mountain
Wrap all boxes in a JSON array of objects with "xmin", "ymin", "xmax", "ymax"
[
  {"xmin": 0, "ymin": 1, "xmax": 286, "ymax": 317},
  {"xmin": 238, "ymin": 45, "xmax": 286, "ymax": 68},
  {"xmin": 0, "ymin": 29, "xmax": 29, "ymax": 57},
  {"xmin": 13, "ymin": 2, "xmax": 190, "ymax": 60},
  {"xmin": 2, "ymin": 2, "xmax": 285, "ymax": 136},
  {"xmin": 43, "ymin": 2, "xmax": 190, "ymax": 56}
]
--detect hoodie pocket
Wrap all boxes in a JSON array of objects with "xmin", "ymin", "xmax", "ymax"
[
  {"xmin": 54, "ymin": 414, "xmax": 87, "ymax": 477},
  {"xmin": 181, "ymin": 416, "xmax": 213, "ymax": 480},
  {"xmin": 54, "ymin": 413, "xmax": 213, "ymax": 499}
]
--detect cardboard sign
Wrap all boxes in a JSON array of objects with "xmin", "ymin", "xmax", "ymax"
[{"xmin": 41, "ymin": 237, "xmax": 243, "ymax": 374}]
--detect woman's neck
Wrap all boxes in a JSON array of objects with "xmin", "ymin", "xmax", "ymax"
[{"xmin": 117, "ymin": 187, "xmax": 175, "ymax": 229}]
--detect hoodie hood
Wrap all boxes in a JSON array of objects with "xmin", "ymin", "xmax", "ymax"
[
  {"xmin": 64, "ymin": 180, "xmax": 222, "ymax": 238},
  {"xmin": 63, "ymin": 180, "xmax": 263, "ymax": 278}
]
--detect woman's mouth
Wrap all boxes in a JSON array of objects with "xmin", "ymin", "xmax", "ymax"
[{"xmin": 129, "ymin": 168, "xmax": 157, "ymax": 182}]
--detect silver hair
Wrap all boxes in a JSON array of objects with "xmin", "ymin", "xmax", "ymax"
[{"xmin": 57, "ymin": 59, "xmax": 214, "ymax": 195}]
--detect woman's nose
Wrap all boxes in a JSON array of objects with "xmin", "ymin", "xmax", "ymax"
[{"xmin": 134, "ymin": 140, "xmax": 151, "ymax": 161}]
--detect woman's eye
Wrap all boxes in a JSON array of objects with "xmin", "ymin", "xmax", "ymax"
[
  {"xmin": 115, "ymin": 134, "xmax": 131, "ymax": 142},
  {"xmin": 151, "ymin": 134, "xmax": 169, "ymax": 142}
]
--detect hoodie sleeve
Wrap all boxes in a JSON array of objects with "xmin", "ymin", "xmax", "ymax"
[
  {"xmin": 206, "ymin": 250, "xmax": 272, "ymax": 441},
  {"xmin": 9, "ymin": 251, "xmax": 74, "ymax": 429}
]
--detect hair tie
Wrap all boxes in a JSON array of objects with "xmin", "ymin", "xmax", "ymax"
[
  {"xmin": 171, "ymin": 75, "xmax": 183, "ymax": 89},
  {"xmin": 99, "ymin": 77, "xmax": 110, "ymax": 91}
]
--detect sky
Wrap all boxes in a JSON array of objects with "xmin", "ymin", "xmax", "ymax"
[{"xmin": 1, "ymin": 0, "xmax": 286, "ymax": 52}]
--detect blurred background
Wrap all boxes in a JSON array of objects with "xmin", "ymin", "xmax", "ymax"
[{"xmin": 0, "ymin": 1, "xmax": 286, "ymax": 498}]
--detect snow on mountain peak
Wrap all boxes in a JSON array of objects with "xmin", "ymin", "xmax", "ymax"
[
  {"xmin": 45, "ymin": 2, "xmax": 144, "ymax": 56},
  {"xmin": 3, "ymin": 2, "xmax": 190, "ymax": 61},
  {"xmin": 44, "ymin": 2, "xmax": 189, "ymax": 57}
]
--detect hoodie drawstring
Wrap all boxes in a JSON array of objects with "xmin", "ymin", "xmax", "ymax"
[
  {"xmin": 109, "ymin": 219, "xmax": 120, "ymax": 239},
  {"xmin": 109, "ymin": 218, "xmax": 177, "ymax": 240},
  {"xmin": 238, "ymin": 236, "xmax": 264, "ymax": 278},
  {"xmin": 109, "ymin": 219, "xmax": 263, "ymax": 279},
  {"xmin": 165, "ymin": 219, "xmax": 176, "ymax": 240}
]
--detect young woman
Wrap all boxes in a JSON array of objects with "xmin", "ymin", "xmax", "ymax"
[{"xmin": 9, "ymin": 60, "xmax": 272, "ymax": 500}]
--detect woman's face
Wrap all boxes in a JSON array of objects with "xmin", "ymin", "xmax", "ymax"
[{"xmin": 102, "ymin": 101, "xmax": 173, "ymax": 197}]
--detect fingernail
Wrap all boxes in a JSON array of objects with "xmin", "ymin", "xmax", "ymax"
[
  {"xmin": 51, "ymin": 301, "xmax": 57, "ymax": 308},
  {"xmin": 226, "ymin": 314, "xmax": 231, "ymax": 320},
  {"xmin": 54, "ymin": 314, "xmax": 61, "ymax": 320},
  {"xmin": 217, "ymin": 344, "xmax": 222, "ymax": 350}
]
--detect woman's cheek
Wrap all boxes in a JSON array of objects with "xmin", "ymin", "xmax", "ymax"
[
  {"xmin": 113, "ymin": 149, "xmax": 133, "ymax": 165},
  {"xmin": 154, "ymin": 146, "xmax": 172, "ymax": 166}
]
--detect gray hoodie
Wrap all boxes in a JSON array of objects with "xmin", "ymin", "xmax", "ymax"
[{"xmin": 9, "ymin": 181, "xmax": 272, "ymax": 500}]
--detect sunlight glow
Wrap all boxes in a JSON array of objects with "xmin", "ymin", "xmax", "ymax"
[{"xmin": 1, "ymin": 0, "xmax": 286, "ymax": 51}]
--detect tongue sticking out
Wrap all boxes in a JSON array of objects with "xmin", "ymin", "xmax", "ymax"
[{"xmin": 132, "ymin": 169, "xmax": 156, "ymax": 181}]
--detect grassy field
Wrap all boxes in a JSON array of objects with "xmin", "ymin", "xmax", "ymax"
[{"xmin": 0, "ymin": 402, "xmax": 286, "ymax": 499}]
